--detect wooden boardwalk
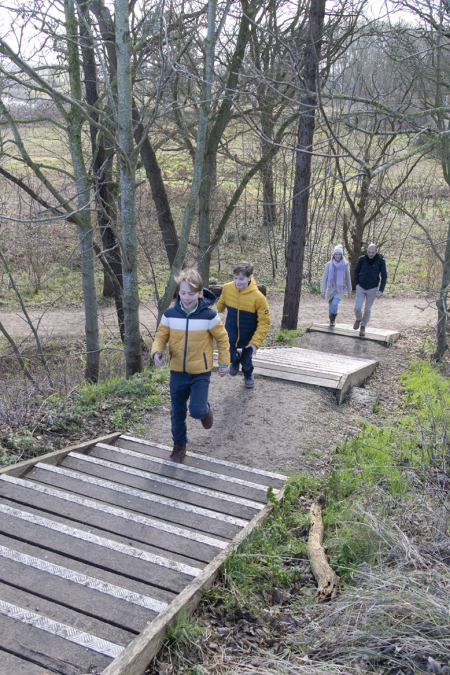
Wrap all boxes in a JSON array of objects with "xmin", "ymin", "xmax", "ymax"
[
  {"xmin": 308, "ymin": 323, "xmax": 400, "ymax": 345},
  {"xmin": 251, "ymin": 347, "xmax": 378, "ymax": 403},
  {"xmin": 0, "ymin": 434, "xmax": 287, "ymax": 675}
]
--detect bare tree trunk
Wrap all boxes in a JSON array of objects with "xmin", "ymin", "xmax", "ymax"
[
  {"xmin": 78, "ymin": 0, "xmax": 125, "ymax": 340},
  {"xmin": 157, "ymin": 0, "xmax": 218, "ymax": 320},
  {"xmin": 65, "ymin": 0, "xmax": 100, "ymax": 382},
  {"xmin": 281, "ymin": 0, "xmax": 326, "ymax": 329},
  {"xmin": 115, "ymin": 0, "xmax": 142, "ymax": 376}
]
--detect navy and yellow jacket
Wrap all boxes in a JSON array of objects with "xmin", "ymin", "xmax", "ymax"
[
  {"xmin": 151, "ymin": 288, "xmax": 230, "ymax": 373},
  {"xmin": 217, "ymin": 278, "xmax": 271, "ymax": 349}
]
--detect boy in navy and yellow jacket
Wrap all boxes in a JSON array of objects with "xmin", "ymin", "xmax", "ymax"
[
  {"xmin": 217, "ymin": 261, "xmax": 271, "ymax": 388},
  {"xmin": 152, "ymin": 269, "xmax": 230, "ymax": 462}
]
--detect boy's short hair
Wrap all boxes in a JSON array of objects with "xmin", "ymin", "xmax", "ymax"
[
  {"xmin": 175, "ymin": 268, "xmax": 203, "ymax": 292},
  {"xmin": 233, "ymin": 261, "xmax": 254, "ymax": 277}
]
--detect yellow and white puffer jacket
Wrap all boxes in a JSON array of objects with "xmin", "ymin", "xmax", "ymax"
[
  {"xmin": 216, "ymin": 277, "xmax": 271, "ymax": 349},
  {"xmin": 151, "ymin": 289, "xmax": 230, "ymax": 373}
]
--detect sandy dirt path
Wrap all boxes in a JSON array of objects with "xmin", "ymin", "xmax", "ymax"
[{"xmin": 0, "ymin": 292, "xmax": 436, "ymax": 338}]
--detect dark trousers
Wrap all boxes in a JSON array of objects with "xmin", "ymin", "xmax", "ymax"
[
  {"xmin": 169, "ymin": 371, "xmax": 211, "ymax": 445},
  {"xmin": 230, "ymin": 345, "xmax": 254, "ymax": 376}
]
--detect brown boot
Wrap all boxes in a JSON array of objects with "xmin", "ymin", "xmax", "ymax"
[
  {"xmin": 169, "ymin": 443, "xmax": 186, "ymax": 463},
  {"xmin": 201, "ymin": 409, "xmax": 213, "ymax": 429},
  {"xmin": 329, "ymin": 313, "xmax": 337, "ymax": 327},
  {"xmin": 359, "ymin": 325, "xmax": 366, "ymax": 337}
]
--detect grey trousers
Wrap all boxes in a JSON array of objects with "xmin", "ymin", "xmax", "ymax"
[{"xmin": 354, "ymin": 285, "xmax": 378, "ymax": 327}]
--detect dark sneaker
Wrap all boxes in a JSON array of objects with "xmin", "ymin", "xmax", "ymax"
[
  {"xmin": 201, "ymin": 409, "xmax": 213, "ymax": 429},
  {"xmin": 230, "ymin": 362, "xmax": 240, "ymax": 377},
  {"xmin": 359, "ymin": 326, "xmax": 366, "ymax": 337},
  {"xmin": 244, "ymin": 373, "xmax": 255, "ymax": 388},
  {"xmin": 353, "ymin": 319, "xmax": 361, "ymax": 330},
  {"xmin": 169, "ymin": 443, "xmax": 186, "ymax": 463}
]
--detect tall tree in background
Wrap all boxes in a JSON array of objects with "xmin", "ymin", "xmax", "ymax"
[{"xmin": 281, "ymin": 0, "xmax": 326, "ymax": 329}]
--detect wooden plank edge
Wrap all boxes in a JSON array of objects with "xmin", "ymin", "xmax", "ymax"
[
  {"xmin": 98, "ymin": 483, "xmax": 289, "ymax": 675},
  {"xmin": 0, "ymin": 432, "xmax": 122, "ymax": 478},
  {"xmin": 336, "ymin": 361, "xmax": 379, "ymax": 404}
]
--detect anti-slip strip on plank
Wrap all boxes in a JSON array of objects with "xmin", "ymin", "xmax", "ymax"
[
  {"xmin": 35, "ymin": 462, "xmax": 248, "ymax": 528},
  {"xmin": 0, "ymin": 600, "xmax": 124, "ymax": 659},
  {"xmin": 0, "ymin": 475, "xmax": 227, "ymax": 551},
  {"xmin": 119, "ymin": 436, "xmax": 287, "ymax": 482},
  {"xmin": 96, "ymin": 443, "xmax": 276, "ymax": 494},
  {"xmin": 0, "ymin": 545, "xmax": 167, "ymax": 612},
  {"xmin": 69, "ymin": 452, "xmax": 264, "ymax": 510},
  {"xmin": 0, "ymin": 503, "xmax": 201, "ymax": 577}
]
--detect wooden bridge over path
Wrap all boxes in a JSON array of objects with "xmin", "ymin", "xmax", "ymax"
[{"xmin": 0, "ymin": 433, "xmax": 287, "ymax": 675}]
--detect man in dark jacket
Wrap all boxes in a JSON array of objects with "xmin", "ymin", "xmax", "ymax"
[{"xmin": 353, "ymin": 243, "xmax": 387, "ymax": 337}]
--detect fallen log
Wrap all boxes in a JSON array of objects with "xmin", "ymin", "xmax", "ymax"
[{"xmin": 306, "ymin": 494, "xmax": 340, "ymax": 602}]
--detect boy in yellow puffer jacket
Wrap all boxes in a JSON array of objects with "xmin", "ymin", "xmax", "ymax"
[
  {"xmin": 152, "ymin": 269, "xmax": 230, "ymax": 462},
  {"xmin": 217, "ymin": 261, "xmax": 271, "ymax": 388}
]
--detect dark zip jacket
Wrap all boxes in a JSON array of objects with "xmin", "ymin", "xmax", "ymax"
[{"xmin": 354, "ymin": 253, "xmax": 387, "ymax": 293}]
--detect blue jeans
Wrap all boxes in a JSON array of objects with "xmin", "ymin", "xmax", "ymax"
[
  {"xmin": 170, "ymin": 371, "xmax": 211, "ymax": 445},
  {"xmin": 329, "ymin": 297, "xmax": 341, "ymax": 315},
  {"xmin": 230, "ymin": 345, "xmax": 254, "ymax": 377}
]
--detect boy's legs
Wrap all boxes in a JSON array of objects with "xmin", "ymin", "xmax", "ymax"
[
  {"xmin": 240, "ymin": 346, "xmax": 254, "ymax": 376},
  {"xmin": 169, "ymin": 371, "xmax": 191, "ymax": 446},
  {"xmin": 188, "ymin": 371, "xmax": 212, "ymax": 421},
  {"xmin": 229, "ymin": 345, "xmax": 241, "ymax": 376}
]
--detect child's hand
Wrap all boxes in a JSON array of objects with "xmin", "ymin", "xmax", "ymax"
[
  {"xmin": 153, "ymin": 351, "xmax": 162, "ymax": 368},
  {"xmin": 245, "ymin": 345, "xmax": 257, "ymax": 356},
  {"xmin": 321, "ymin": 293, "xmax": 325, "ymax": 299},
  {"xmin": 218, "ymin": 366, "xmax": 229, "ymax": 377}
]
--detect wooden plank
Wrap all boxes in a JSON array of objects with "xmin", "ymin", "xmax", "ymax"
[
  {"xmin": 99, "ymin": 482, "xmax": 289, "ymax": 675},
  {"xmin": 117, "ymin": 436, "xmax": 287, "ymax": 489},
  {"xmin": 0, "ymin": 532, "xmax": 174, "ymax": 610},
  {"xmin": 91, "ymin": 443, "xmax": 272, "ymax": 502},
  {"xmin": 0, "ymin": 544, "xmax": 159, "ymax": 633},
  {"xmin": 252, "ymin": 365, "xmax": 339, "ymax": 389},
  {"xmin": 0, "ymin": 611, "xmax": 113, "ymax": 675},
  {"xmin": 308, "ymin": 323, "xmax": 400, "ymax": 344},
  {"xmin": 0, "ymin": 432, "xmax": 121, "ymax": 478},
  {"xmin": 28, "ymin": 464, "xmax": 242, "ymax": 539},
  {"xmin": 0, "ymin": 580, "xmax": 133, "ymax": 646},
  {"xmin": 251, "ymin": 358, "xmax": 343, "ymax": 379},
  {"xmin": 0, "ymin": 500, "xmax": 201, "ymax": 594},
  {"xmin": 0, "ymin": 477, "xmax": 226, "ymax": 564},
  {"xmin": 61, "ymin": 454, "xmax": 261, "ymax": 519},
  {"xmin": 336, "ymin": 359, "xmax": 378, "ymax": 404},
  {"xmin": 0, "ymin": 649, "xmax": 51, "ymax": 675}
]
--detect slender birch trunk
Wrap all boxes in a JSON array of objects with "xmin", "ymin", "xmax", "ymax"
[
  {"xmin": 157, "ymin": 0, "xmax": 218, "ymax": 322},
  {"xmin": 115, "ymin": 0, "xmax": 142, "ymax": 376},
  {"xmin": 65, "ymin": 0, "xmax": 100, "ymax": 382}
]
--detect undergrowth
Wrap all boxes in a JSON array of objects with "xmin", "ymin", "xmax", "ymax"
[{"xmin": 152, "ymin": 359, "xmax": 450, "ymax": 675}]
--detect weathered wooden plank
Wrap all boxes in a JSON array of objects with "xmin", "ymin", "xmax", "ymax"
[
  {"xmin": 250, "ymin": 358, "xmax": 343, "ymax": 379},
  {"xmin": 91, "ymin": 444, "xmax": 272, "ymax": 502},
  {"xmin": 336, "ymin": 359, "xmax": 378, "ymax": 403},
  {"xmin": 0, "ymin": 432, "xmax": 121, "ymax": 478},
  {"xmin": 61, "ymin": 454, "xmax": 263, "ymax": 518},
  {"xmin": 0, "ymin": 477, "xmax": 225, "ymax": 564},
  {"xmin": 0, "ymin": 611, "xmax": 113, "ymax": 675},
  {"xmin": 0, "ymin": 545, "xmax": 160, "ymax": 633},
  {"xmin": 0, "ymin": 648, "xmax": 51, "ymax": 675},
  {"xmin": 0, "ymin": 580, "xmax": 133, "ymax": 646},
  {"xmin": 0, "ymin": 532, "xmax": 174, "ymax": 610},
  {"xmin": 99, "ymin": 483, "xmax": 289, "ymax": 675},
  {"xmin": 0, "ymin": 501, "xmax": 201, "ymax": 593},
  {"xmin": 308, "ymin": 323, "xmax": 400, "ymax": 344},
  {"xmin": 117, "ymin": 436, "xmax": 287, "ymax": 489},
  {"xmin": 28, "ymin": 464, "xmax": 242, "ymax": 539},
  {"xmin": 252, "ymin": 365, "xmax": 339, "ymax": 389}
]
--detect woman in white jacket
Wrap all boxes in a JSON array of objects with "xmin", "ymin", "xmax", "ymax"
[{"xmin": 321, "ymin": 245, "xmax": 352, "ymax": 327}]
